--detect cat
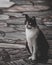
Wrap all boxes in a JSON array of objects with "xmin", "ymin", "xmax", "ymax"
[{"xmin": 24, "ymin": 14, "xmax": 49, "ymax": 63}]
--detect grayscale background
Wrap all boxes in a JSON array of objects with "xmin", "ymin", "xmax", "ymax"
[{"xmin": 0, "ymin": 0, "xmax": 52, "ymax": 65}]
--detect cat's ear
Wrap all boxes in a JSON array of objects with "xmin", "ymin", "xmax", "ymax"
[
  {"xmin": 32, "ymin": 16, "xmax": 37, "ymax": 26},
  {"xmin": 23, "ymin": 14, "xmax": 29, "ymax": 20},
  {"xmin": 32, "ymin": 16, "xmax": 36, "ymax": 21},
  {"xmin": 23, "ymin": 14, "xmax": 29, "ymax": 25},
  {"xmin": 32, "ymin": 16, "xmax": 36, "ymax": 22}
]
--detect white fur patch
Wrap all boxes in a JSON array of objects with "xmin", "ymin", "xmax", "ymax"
[
  {"xmin": 25, "ymin": 27, "xmax": 39, "ymax": 60},
  {"xmin": 25, "ymin": 27, "xmax": 38, "ymax": 41}
]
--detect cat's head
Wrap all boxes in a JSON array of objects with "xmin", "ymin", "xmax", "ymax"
[{"xmin": 24, "ymin": 14, "xmax": 37, "ymax": 29}]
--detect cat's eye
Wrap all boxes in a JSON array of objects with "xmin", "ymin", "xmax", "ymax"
[{"xmin": 29, "ymin": 23, "xmax": 31, "ymax": 24}]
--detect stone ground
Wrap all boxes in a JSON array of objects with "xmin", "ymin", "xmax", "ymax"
[{"xmin": 0, "ymin": 0, "xmax": 52, "ymax": 65}]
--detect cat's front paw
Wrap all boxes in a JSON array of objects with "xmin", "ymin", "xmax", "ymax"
[{"xmin": 28, "ymin": 55, "xmax": 36, "ymax": 60}]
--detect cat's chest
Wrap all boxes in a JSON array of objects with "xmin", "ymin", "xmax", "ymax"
[{"xmin": 26, "ymin": 28, "xmax": 38, "ymax": 40}]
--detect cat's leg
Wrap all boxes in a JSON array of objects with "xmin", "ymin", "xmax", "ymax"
[
  {"xmin": 26, "ymin": 41, "xmax": 31, "ymax": 54},
  {"xmin": 28, "ymin": 41, "xmax": 32, "ymax": 54},
  {"xmin": 29, "ymin": 40, "xmax": 37, "ymax": 60}
]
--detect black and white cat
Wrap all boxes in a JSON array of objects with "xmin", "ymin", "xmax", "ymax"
[{"xmin": 24, "ymin": 14, "xmax": 49, "ymax": 63}]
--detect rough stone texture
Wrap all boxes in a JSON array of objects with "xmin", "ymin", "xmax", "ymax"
[
  {"xmin": 0, "ymin": 47, "xmax": 52, "ymax": 65},
  {"xmin": 12, "ymin": 59, "xmax": 30, "ymax": 65},
  {"xmin": 4, "ymin": 13, "xmax": 24, "ymax": 18},
  {"xmin": 0, "ymin": 22, "xmax": 7, "ymax": 27},
  {"xmin": 0, "ymin": 15, "xmax": 9, "ymax": 20},
  {"xmin": 5, "ymin": 5, "xmax": 49, "ymax": 12},
  {"xmin": 0, "ymin": 43, "xmax": 25, "ymax": 49},
  {"xmin": 0, "ymin": 0, "xmax": 15, "ymax": 8}
]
